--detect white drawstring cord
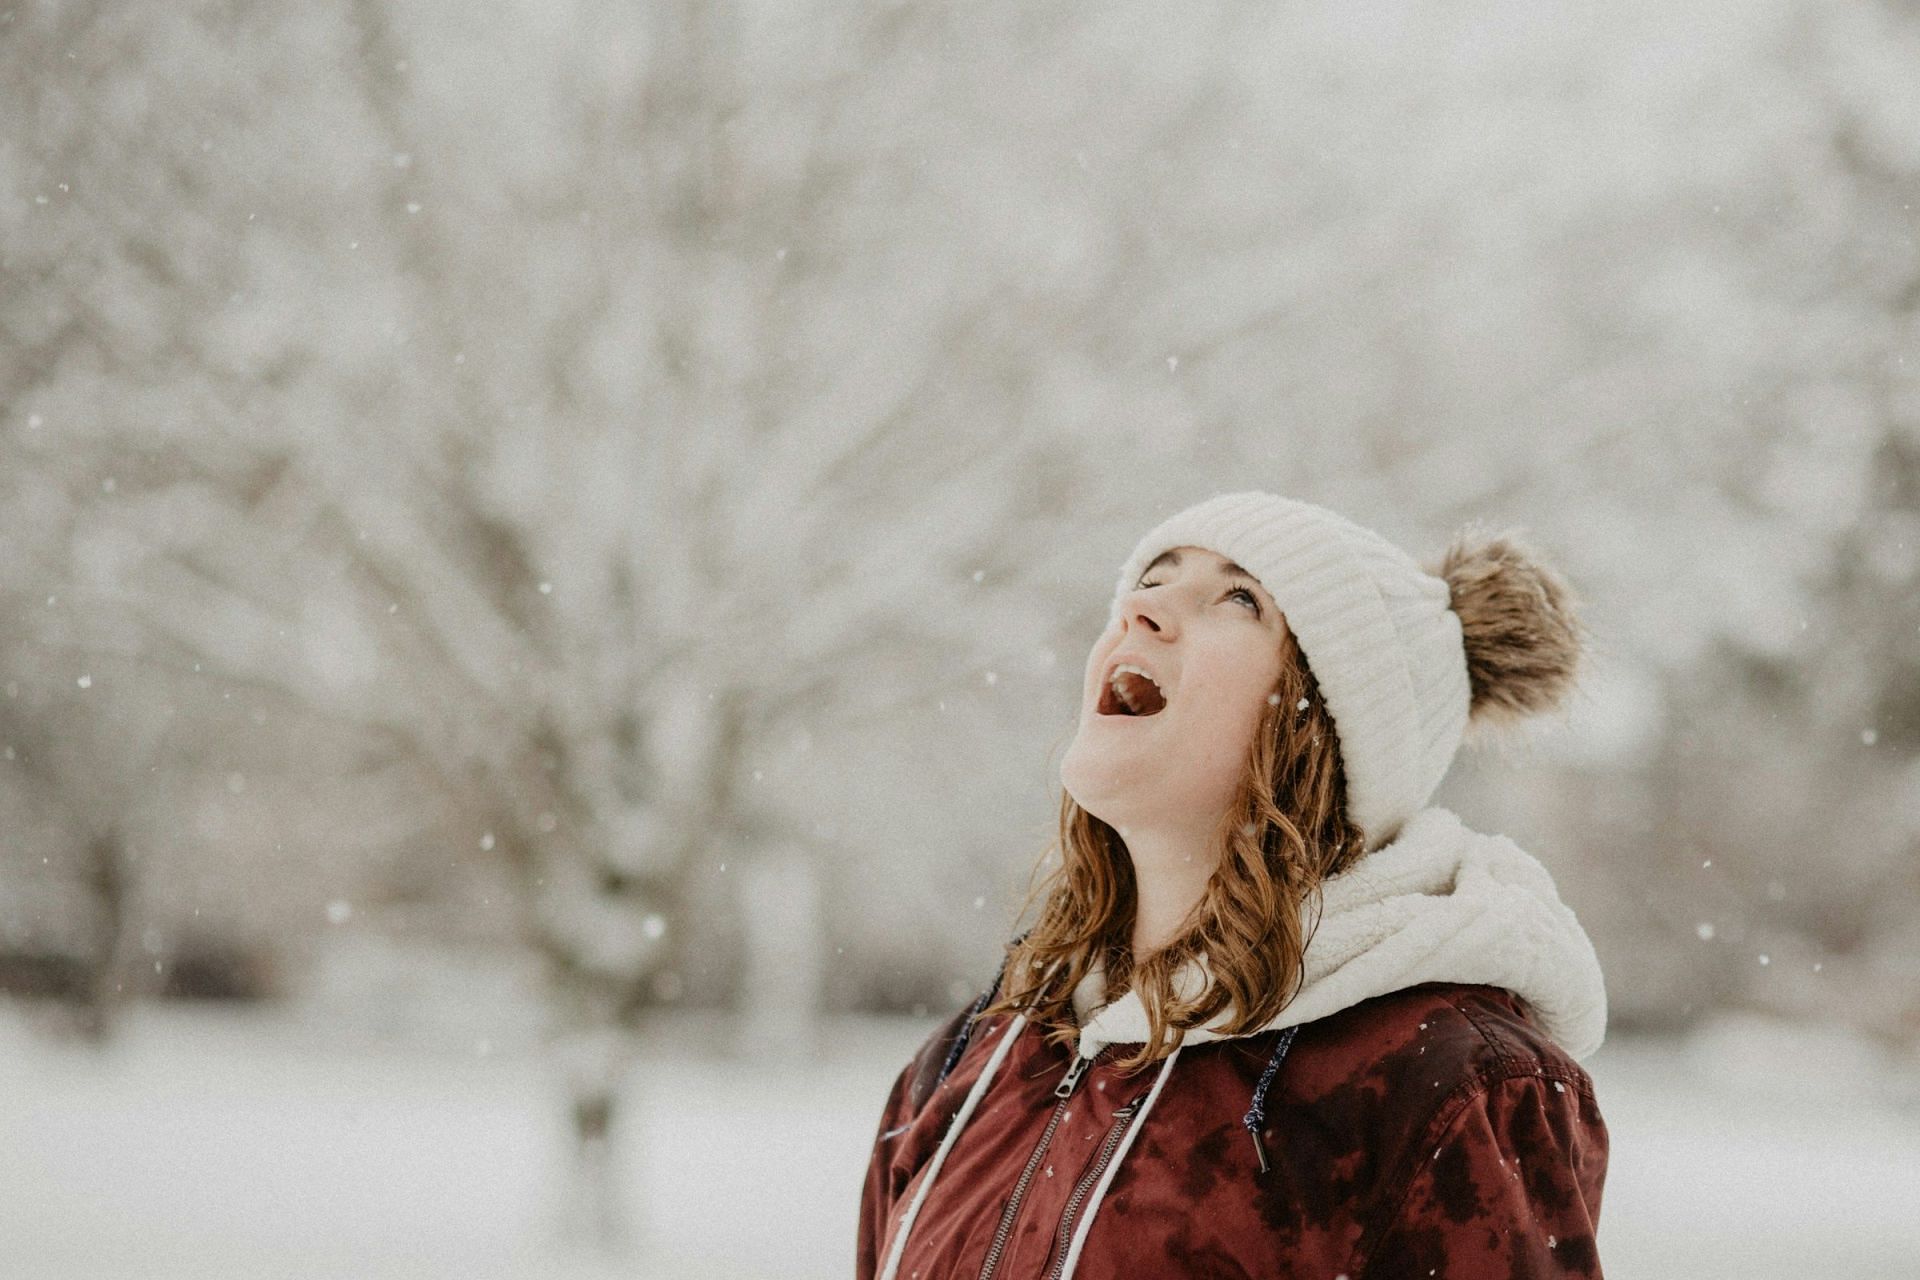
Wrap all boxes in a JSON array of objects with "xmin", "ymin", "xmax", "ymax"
[
  {"xmin": 877, "ymin": 1011, "xmax": 1032, "ymax": 1280},
  {"xmin": 1056, "ymin": 1041, "xmax": 1184, "ymax": 1280}
]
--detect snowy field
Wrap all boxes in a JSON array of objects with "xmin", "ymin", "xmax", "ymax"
[{"xmin": 2, "ymin": 1001, "xmax": 1917, "ymax": 1280}]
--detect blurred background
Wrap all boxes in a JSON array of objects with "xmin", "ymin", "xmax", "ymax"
[{"xmin": 4, "ymin": 0, "xmax": 1919, "ymax": 1276}]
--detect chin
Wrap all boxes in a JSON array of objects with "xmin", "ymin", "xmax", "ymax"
[{"xmin": 1060, "ymin": 740, "xmax": 1146, "ymax": 830}]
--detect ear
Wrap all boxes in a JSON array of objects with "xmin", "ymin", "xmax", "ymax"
[{"xmin": 1431, "ymin": 522, "xmax": 1585, "ymax": 734}]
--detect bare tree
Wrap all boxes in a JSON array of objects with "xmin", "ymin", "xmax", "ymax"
[{"xmin": 3, "ymin": 0, "xmax": 1077, "ymax": 1250}]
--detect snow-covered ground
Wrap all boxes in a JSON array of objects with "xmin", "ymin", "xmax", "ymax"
[{"xmin": 1, "ymin": 1001, "xmax": 1916, "ymax": 1280}]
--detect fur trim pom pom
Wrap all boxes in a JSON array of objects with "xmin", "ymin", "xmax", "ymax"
[{"xmin": 1431, "ymin": 522, "xmax": 1585, "ymax": 733}]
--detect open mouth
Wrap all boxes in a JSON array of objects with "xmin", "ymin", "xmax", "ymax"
[{"xmin": 1097, "ymin": 664, "xmax": 1169, "ymax": 717}]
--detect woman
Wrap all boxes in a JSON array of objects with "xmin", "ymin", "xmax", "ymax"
[{"xmin": 857, "ymin": 491, "xmax": 1610, "ymax": 1280}]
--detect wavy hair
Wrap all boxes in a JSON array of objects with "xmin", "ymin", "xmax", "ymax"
[{"xmin": 976, "ymin": 621, "xmax": 1366, "ymax": 1075}]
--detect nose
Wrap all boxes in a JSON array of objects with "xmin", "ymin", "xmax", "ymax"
[{"xmin": 1116, "ymin": 585, "xmax": 1178, "ymax": 637}]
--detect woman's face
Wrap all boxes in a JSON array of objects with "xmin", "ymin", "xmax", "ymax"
[{"xmin": 1060, "ymin": 546, "xmax": 1291, "ymax": 836}]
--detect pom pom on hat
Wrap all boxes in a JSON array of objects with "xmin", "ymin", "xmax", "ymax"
[{"xmin": 1430, "ymin": 522, "xmax": 1586, "ymax": 739}]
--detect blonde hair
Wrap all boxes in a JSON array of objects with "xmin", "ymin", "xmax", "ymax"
[{"xmin": 978, "ymin": 623, "xmax": 1366, "ymax": 1075}]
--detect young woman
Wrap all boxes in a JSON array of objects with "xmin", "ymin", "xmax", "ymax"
[{"xmin": 857, "ymin": 490, "xmax": 1610, "ymax": 1280}]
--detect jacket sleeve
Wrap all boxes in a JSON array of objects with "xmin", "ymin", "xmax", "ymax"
[
  {"xmin": 856, "ymin": 1054, "xmax": 920, "ymax": 1280},
  {"xmin": 855, "ymin": 1002, "xmax": 978, "ymax": 1280},
  {"xmin": 1358, "ymin": 1070, "xmax": 1609, "ymax": 1279}
]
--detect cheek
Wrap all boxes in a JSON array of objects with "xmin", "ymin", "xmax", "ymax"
[
  {"xmin": 1188, "ymin": 666, "xmax": 1274, "ymax": 741},
  {"xmin": 1173, "ymin": 686, "xmax": 1267, "ymax": 806}
]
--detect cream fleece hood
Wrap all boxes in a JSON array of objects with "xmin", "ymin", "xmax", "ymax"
[{"xmin": 1069, "ymin": 805, "xmax": 1609, "ymax": 1062}]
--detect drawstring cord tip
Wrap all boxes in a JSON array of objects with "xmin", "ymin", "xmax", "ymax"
[
  {"xmin": 1246, "ymin": 1122, "xmax": 1271, "ymax": 1175},
  {"xmin": 1241, "ymin": 1024, "xmax": 1298, "ymax": 1180}
]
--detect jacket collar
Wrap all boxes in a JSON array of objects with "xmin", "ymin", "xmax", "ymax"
[{"xmin": 1068, "ymin": 804, "xmax": 1608, "ymax": 1061}]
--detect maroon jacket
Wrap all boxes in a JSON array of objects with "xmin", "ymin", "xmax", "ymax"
[{"xmin": 858, "ymin": 977, "xmax": 1608, "ymax": 1278}]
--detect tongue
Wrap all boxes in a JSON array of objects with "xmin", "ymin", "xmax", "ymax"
[{"xmin": 1119, "ymin": 672, "xmax": 1167, "ymax": 716}]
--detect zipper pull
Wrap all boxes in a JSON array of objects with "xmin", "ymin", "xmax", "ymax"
[{"xmin": 1054, "ymin": 1052, "xmax": 1092, "ymax": 1098}]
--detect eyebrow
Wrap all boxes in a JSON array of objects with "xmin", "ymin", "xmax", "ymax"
[{"xmin": 1141, "ymin": 548, "xmax": 1258, "ymax": 584}]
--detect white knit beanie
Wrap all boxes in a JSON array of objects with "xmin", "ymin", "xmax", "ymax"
[{"xmin": 1109, "ymin": 491, "xmax": 1471, "ymax": 854}]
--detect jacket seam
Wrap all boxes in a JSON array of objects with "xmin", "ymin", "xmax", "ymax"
[
  {"xmin": 1451, "ymin": 989, "xmax": 1596, "ymax": 1098},
  {"xmin": 1346, "ymin": 1060, "xmax": 1594, "ymax": 1279}
]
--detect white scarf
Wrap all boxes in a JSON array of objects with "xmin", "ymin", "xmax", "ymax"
[{"xmin": 1069, "ymin": 804, "xmax": 1608, "ymax": 1061}]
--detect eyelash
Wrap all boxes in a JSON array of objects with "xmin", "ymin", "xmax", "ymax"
[{"xmin": 1135, "ymin": 577, "xmax": 1262, "ymax": 618}]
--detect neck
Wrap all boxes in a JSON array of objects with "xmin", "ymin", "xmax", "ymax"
[{"xmin": 1120, "ymin": 821, "xmax": 1221, "ymax": 957}]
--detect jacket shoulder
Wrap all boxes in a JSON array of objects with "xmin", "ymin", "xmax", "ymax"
[
  {"xmin": 900, "ymin": 937, "xmax": 1031, "ymax": 1112},
  {"xmin": 1272, "ymin": 982, "xmax": 1597, "ymax": 1193},
  {"xmin": 901, "ymin": 996, "xmax": 1017, "ymax": 1115},
  {"xmin": 903, "ymin": 1000, "xmax": 971, "ymax": 1113},
  {"xmin": 1443, "ymin": 982, "xmax": 1595, "ymax": 1096},
  {"xmin": 1342, "ymin": 985, "xmax": 1611, "ymax": 1277},
  {"xmin": 1343, "ymin": 980, "xmax": 1595, "ymax": 1097}
]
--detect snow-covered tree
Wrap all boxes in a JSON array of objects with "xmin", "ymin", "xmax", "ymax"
[
  {"xmin": 2, "ymin": 0, "xmax": 1080, "ymax": 1248},
  {"xmin": 8, "ymin": 0, "xmax": 1920, "ymax": 1255}
]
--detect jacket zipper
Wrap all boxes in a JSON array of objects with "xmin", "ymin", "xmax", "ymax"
[
  {"xmin": 975, "ymin": 1050, "xmax": 1099, "ymax": 1280},
  {"xmin": 1041, "ymin": 1095, "xmax": 1142, "ymax": 1280}
]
